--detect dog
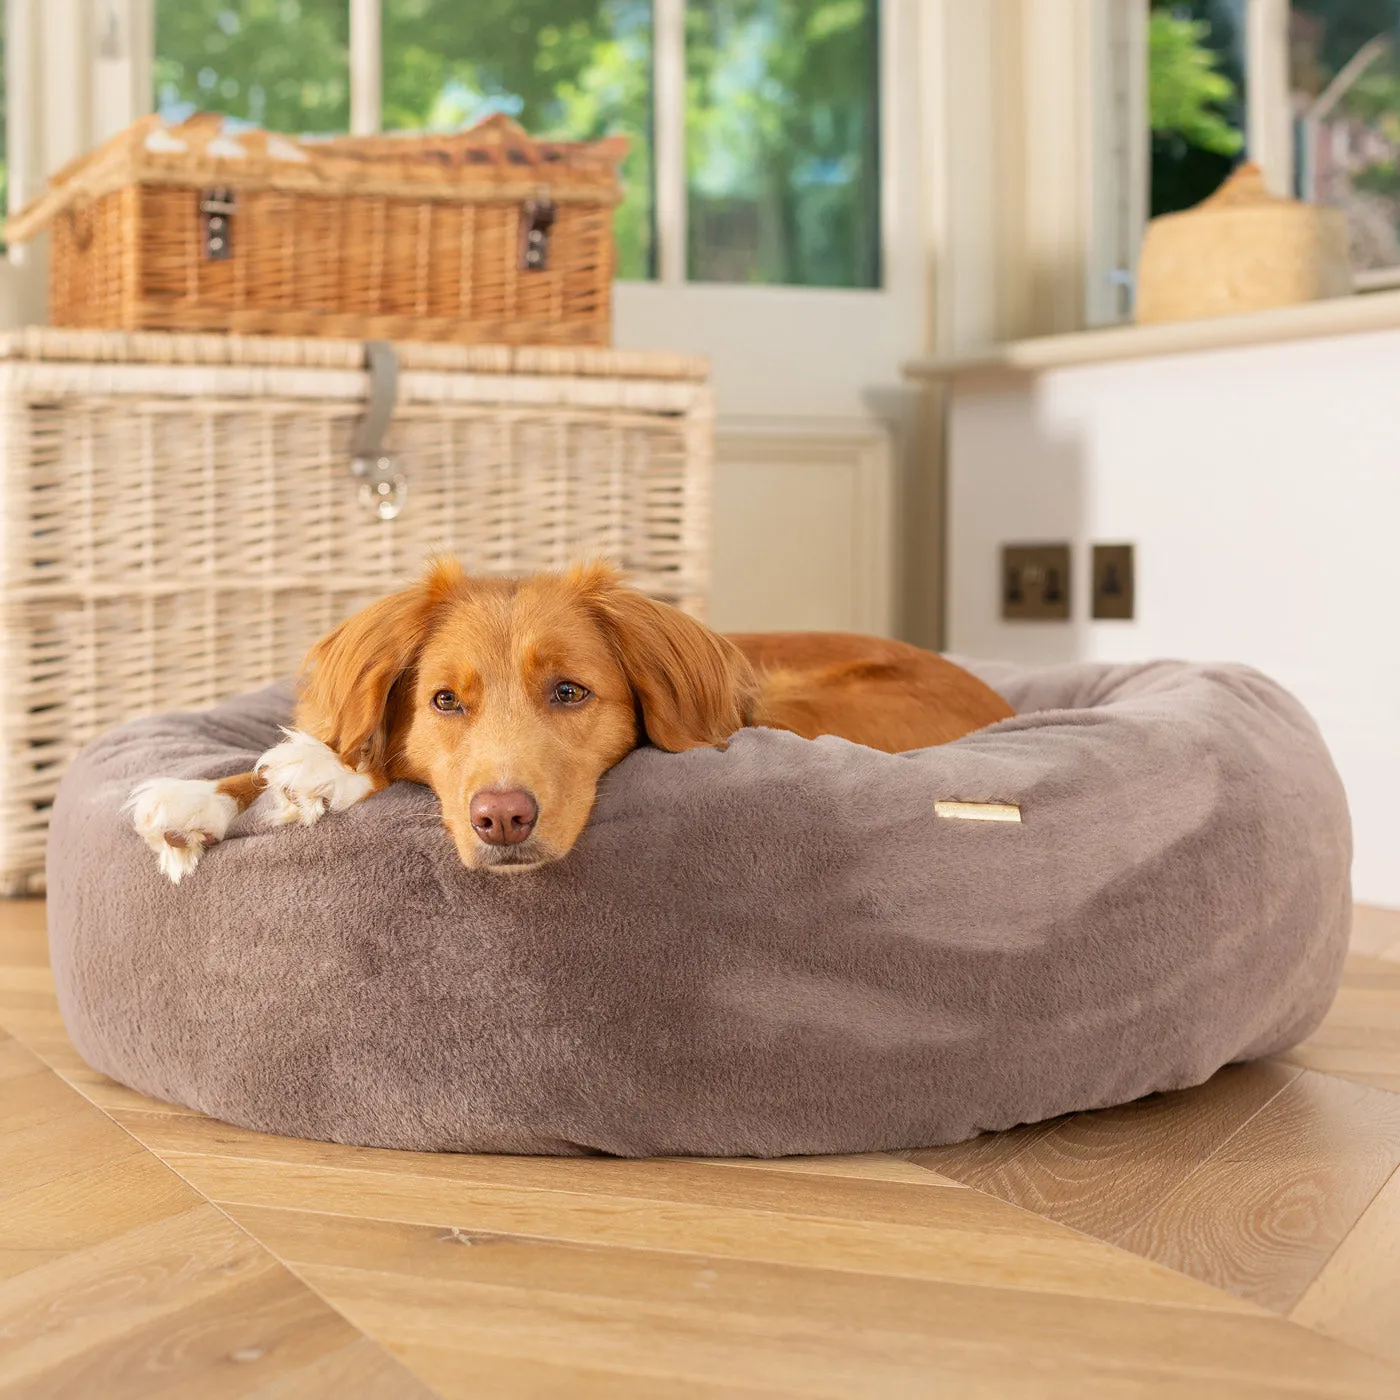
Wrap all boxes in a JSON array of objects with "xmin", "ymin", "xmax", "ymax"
[{"xmin": 128, "ymin": 558, "xmax": 1014, "ymax": 881}]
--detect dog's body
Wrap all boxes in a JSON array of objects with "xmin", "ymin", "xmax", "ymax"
[{"xmin": 129, "ymin": 560, "xmax": 1014, "ymax": 881}]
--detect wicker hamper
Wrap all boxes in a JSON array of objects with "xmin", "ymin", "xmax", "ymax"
[
  {"xmin": 0, "ymin": 328, "xmax": 713, "ymax": 893},
  {"xmin": 4, "ymin": 113, "xmax": 625, "ymax": 347}
]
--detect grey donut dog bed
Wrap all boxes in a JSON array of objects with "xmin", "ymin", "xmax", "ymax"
[{"xmin": 47, "ymin": 658, "xmax": 1350, "ymax": 1158}]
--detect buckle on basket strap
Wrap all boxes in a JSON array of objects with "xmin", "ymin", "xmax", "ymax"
[
  {"xmin": 350, "ymin": 340, "xmax": 408, "ymax": 521},
  {"xmin": 519, "ymin": 191, "xmax": 556, "ymax": 271},
  {"xmin": 200, "ymin": 188, "xmax": 237, "ymax": 261}
]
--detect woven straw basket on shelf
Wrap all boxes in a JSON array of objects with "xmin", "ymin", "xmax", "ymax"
[
  {"xmin": 1136, "ymin": 163, "xmax": 1352, "ymax": 324},
  {"xmin": 0, "ymin": 329, "xmax": 712, "ymax": 893},
  {"xmin": 4, "ymin": 112, "xmax": 625, "ymax": 347}
]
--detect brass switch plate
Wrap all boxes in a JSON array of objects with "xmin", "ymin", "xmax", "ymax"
[
  {"xmin": 1002, "ymin": 544, "xmax": 1071, "ymax": 621},
  {"xmin": 1091, "ymin": 543, "xmax": 1135, "ymax": 620}
]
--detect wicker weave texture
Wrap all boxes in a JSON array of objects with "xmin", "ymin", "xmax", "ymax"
[
  {"xmin": 0, "ymin": 331, "xmax": 712, "ymax": 893},
  {"xmin": 46, "ymin": 184, "xmax": 616, "ymax": 345},
  {"xmin": 49, "ymin": 186, "xmax": 615, "ymax": 344}
]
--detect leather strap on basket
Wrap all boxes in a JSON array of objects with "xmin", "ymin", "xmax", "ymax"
[{"xmin": 350, "ymin": 340, "xmax": 407, "ymax": 520}]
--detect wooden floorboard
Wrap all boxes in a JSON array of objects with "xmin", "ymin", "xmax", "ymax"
[
  {"xmin": 218, "ymin": 1202, "xmax": 1400, "ymax": 1397},
  {"xmin": 1290, "ymin": 1160, "xmax": 1400, "ymax": 1370},
  {"xmin": 5, "ymin": 899, "xmax": 1400, "ymax": 1396},
  {"xmin": 0, "ymin": 1028, "xmax": 436, "ymax": 1400},
  {"xmin": 1113, "ymin": 1069, "xmax": 1400, "ymax": 1311},
  {"xmin": 907, "ymin": 1058, "xmax": 1303, "ymax": 1232}
]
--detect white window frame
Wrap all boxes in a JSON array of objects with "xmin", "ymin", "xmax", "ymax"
[
  {"xmin": 3, "ymin": 0, "xmax": 154, "ymax": 318},
  {"xmin": 1246, "ymin": 0, "xmax": 1294, "ymax": 198},
  {"xmin": 1085, "ymin": 0, "xmax": 1148, "ymax": 327}
]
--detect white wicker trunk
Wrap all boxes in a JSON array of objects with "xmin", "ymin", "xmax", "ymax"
[{"xmin": 0, "ymin": 329, "xmax": 713, "ymax": 893}]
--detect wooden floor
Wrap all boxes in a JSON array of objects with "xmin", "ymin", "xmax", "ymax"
[{"xmin": 3, "ymin": 902, "xmax": 1400, "ymax": 1398}]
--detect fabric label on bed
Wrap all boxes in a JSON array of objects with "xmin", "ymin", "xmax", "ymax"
[{"xmin": 934, "ymin": 801, "xmax": 1022, "ymax": 823}]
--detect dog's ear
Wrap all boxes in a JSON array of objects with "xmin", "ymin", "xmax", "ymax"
[
  {"xmin": 297, "ymin": 556, "xmax": 465, "ymax": 766},
  {"xmin": 577, "ymin": 565, "xmax": 755, "ymax": 751}
]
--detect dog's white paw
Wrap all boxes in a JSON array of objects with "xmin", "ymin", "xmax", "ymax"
[
  {"xmin": 125, "ymin": 778, "xmax": 238, "ymax": 884},
  {"xmin": 255, "ymin": 729, "xmax": 374, "ymax": 828}
]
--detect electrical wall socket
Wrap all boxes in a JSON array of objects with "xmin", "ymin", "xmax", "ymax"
[
  {"xmin": 1002, "ymin": 544, "xmax": 1071, "ymax": 621},
  {"xmin": 1091, "ymin": 543, "xmax": 1135, "ymax": 620}
]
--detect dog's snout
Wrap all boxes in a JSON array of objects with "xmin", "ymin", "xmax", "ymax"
[{"xmin": 469, "ymin": 789, "xmax": 538, "ymax": 846}]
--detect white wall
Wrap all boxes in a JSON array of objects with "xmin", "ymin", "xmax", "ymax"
[{"xmin": 947, "ymin": 330, "xmax": 1400, "ymax": 908}]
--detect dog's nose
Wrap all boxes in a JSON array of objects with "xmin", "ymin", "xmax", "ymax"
[{"xmin": 469, "ymin": 789, "xmax": 538, "ymax": 846}]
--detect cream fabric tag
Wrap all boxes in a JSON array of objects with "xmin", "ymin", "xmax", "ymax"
[{"xmin": 934, "ymin": 801, "xmax": 1022, "ymax": 824}]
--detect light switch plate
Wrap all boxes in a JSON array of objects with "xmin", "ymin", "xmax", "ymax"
[
  {"xmin": 1002, "ymin": 544, "xmax": 1071, "ymax": 621},
  {"xmin": 1091, "ymin": 543, "xmax": 1135, "ymax": 620}
]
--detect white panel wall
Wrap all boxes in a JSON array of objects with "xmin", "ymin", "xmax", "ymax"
[
  {"xmin": 947, "ymin": 330, "xmax": 1400, "ymax": 908},
  {"xmin": 708, "ymin": 426, "xmax": 896, "ymax": 637}
]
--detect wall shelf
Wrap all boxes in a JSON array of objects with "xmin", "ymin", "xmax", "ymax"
[{"xmin": 906, "ymin": 288, "xmax": 1400, "ymax": 385}]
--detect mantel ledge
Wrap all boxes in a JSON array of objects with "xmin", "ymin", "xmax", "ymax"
[{"xmin": 905, "ymin": 288, "xmax": 1400, "ymax": 385}]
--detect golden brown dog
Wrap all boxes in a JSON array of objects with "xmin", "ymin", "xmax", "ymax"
[{"xmin": 128, "ymin": 558, "xmax": 1013, "ymax": 881}]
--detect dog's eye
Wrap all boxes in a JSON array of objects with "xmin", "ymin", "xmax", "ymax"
[
  {"xmin": 431, "ymin": 689, "xmax": 462, "ymax": 714},
  {"xmin": 552, "ymin": 681, "xmax": 591, "ymax": 706}
]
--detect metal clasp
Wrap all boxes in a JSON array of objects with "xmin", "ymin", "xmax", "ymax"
[
  {"xmin": 200, "ymin": 187, "xmax": 236, "ymax": 261},
  {"xmin": 519, "ymin": 191, "xmax": 556, "ymax": 271},
  {"xmin": 350, "ymin": 340, "xmax": 407, "ymax": 521}
]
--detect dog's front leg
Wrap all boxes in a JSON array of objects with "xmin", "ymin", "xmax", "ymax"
[{"xmin": 255, "ymin": 728, "xmax": 383, "ymax": 827}]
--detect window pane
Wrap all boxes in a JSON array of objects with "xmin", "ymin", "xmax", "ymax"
[
  {"xmin": 685, "ymin": 0, "xmax": 879, "ymax": 287},
  {"xmin": 1148, "ymin": 0, "xmax": 1247, "ymax": 218},
  {"xmin": 1292, "ymin": 0, "xmax": 1400, "ymax": 276},
  {"xmin": 382, "ymin": 1, "xmax": 654, "ymax": 281},
  {"xmin": 154, "ymin": 0, "xmax": 350, "ymax": 134}
]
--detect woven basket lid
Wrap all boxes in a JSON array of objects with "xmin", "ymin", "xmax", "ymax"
[
  {"xmin": 5, "ymin": 111, "xmax": 627, "ymax": 244},
  {"xmin": 0, "ymin": 327, "xmax": 708, "ymax": 383}
]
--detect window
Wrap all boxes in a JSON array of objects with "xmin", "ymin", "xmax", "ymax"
[
  {"xmin": 1138, "ymin": 1, "xmax": 1400, "ymax": 286},
  {"xmin": 151, "ymin": 0, "xmax": 882, "ymax": 289},
  {"xmin": 1291, "ymin": 0, "xmax": 1400, "ymax": 284},
  {"xmin": 1148, "ymin": 0, "xmax": 1248, "ymax": 218},
  {"xmin": 685, "ymin": 1, "xmax": 879, "ymax": 287}
]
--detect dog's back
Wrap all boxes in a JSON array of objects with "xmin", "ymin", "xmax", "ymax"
[{"xmin": 730, "ymin": 632, "xmax": 1015, "ymax": 752}]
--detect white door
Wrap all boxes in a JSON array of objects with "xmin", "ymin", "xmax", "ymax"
[
  {"xmin": 617, "ymin": 1, "xmax": 928, "ymax": 638},
  {"xmin": 6, "ymin": 0, "xmax": 933, "ymax": 636}
]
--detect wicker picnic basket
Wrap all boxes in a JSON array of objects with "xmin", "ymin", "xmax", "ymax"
[
  {"xmin": 0, "ymin": 328, "xmax": 713, "ymax": 893},
  {"xmin": 3, "ymin": 113, "xmax": 626, "ymax": 346}
]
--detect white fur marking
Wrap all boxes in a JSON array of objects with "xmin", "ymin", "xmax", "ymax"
[
  {"xmin": 125, "ymin": 778, "xmax": 238, "ymax": 885},
  {"xmin": 255, "ymin": 729, "xmax": 374, "ymax": 828}
]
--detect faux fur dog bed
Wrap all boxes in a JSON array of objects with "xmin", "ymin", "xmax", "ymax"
[{"xmin": 46, "ymin": 659, "xmax": 1350, "ymax": 1157}]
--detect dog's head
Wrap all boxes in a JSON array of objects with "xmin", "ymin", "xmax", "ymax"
[{"xmin": 297, "ymin": 559, "xmax": 755, "ymax": 870}]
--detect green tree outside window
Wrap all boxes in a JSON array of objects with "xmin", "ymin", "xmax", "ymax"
[{"xmin": 1149, "ymin": 0, "xmax": 1247, "ymax": 218}]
